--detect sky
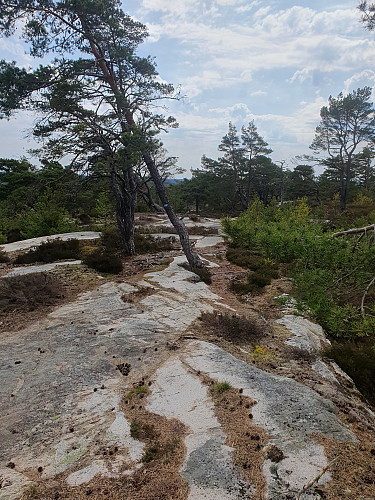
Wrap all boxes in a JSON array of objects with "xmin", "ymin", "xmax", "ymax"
[{"xmin": 0, "ymin": 0, "xmax": 375, "ymax": 176}]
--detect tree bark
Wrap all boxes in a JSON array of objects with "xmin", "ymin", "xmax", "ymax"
[
  {"xmin": 143, "ymin": 151, "xmax": 203, "ymax": 268},
  {"xmin": 110, "ymin": 166, "xmax": 136, "ymax": 255},
  {"xmin": 246, "ymin": 162, "xmax": 252, "ymax": 205}
]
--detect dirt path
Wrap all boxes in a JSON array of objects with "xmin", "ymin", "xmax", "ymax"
[{"xmin": 0, "ymin": 217, "xmax": 374, "ymax": 499}]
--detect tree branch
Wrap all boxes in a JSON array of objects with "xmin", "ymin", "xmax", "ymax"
[{"xmin": 332, "ymin": 224, "xmax": 375, "ymax": 237}]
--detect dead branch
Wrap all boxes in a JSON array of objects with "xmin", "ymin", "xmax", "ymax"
[
  {"xmin": 360, "ymin": 276, "xmax": 375, "ymax": 317},
  {"xmin": 332, "ymin": 224, "xmax": 375, "ymax": 237},
  {"xmin": 327, "ymin": 265, "xmax": 362, "ymax": 290},
  {"xmin": 295, "ymin": 456, "xmax": 340, "ymax": 499},
  {"xmin": 351, "ymin": 231, "xmax": 366, "ymax": 253}
]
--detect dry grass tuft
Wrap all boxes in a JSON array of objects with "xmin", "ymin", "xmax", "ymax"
[
  {"xmin": 0, "ymin": 272, "xmax": 62, "ymax": 312},
  {"xmin": 199, "ymin": 311, "xmax": 265, "ymax": 345}
]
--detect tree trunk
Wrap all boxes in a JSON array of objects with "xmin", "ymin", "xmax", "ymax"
[
  {"xmin": 339, "ymin": 160, "xmax": 350, "ymax": 211},
  {"xmin": 110, "ymin": 166, "xmax": 136, "ymax": 255},
  {"xmin": 143, "ymin": 151, "xmax": 203, "ymax": 268},
  {"xmin": 237, "ymin": 189, "xmax": 248, "ymax": 211},
  {"xmin": 246, "ymin": 162, "xmax": 252, "ymax": 205},
  {"xmin": 139, "ymin": 182, "xmax": 165, "ymax": 213}
]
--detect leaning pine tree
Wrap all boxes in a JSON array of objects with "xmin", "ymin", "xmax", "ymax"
[{"xmin": 0, "ymin": 0, "xmax": 203, "ymax": 267}]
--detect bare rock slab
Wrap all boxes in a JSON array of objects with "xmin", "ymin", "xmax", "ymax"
[
  {"xmin": 147, "ymin": 359, "xmax": 253, "ymax": 499},
  {"xmin": 183, "ymin": 340, "xmax": 356, "ymax": 499},
  {"xmin": 276, "ymin": 315, "xmax": 331, "ymax": 352},
  {"xmin": 2, "ymin": 260, "xmax": 82, "ymax": 278},
  {"xmin": 0, "ymin": 231, "xmax": 101, "ymax": 253}
]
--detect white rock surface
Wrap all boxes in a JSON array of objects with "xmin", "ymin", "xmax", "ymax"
[
  {"xmin": 183, "ymin": 340, "xmax": 356, "ymax": 499},
  {"xmin": 195, "ymin": 236, "xmax": 224, "ymax": 248},
  {"xmin": 2, "ymin": 260, "xmax": 82, "ymax": 278},
  {"xmin": 276, "ymin": 315, "xmax": 331, "ymax": 352},
  {"xmin": 312, "ymin": 359, "xmax": 339, "ymax": 383},
  {"xmin": 1, "ymin": 232, "xmax": 100, "ymax": 253}
]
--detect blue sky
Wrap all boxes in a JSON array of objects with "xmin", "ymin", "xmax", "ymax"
[{"xmin": 0, "ymin": 1, "xmax": 374, "ymax": 176}]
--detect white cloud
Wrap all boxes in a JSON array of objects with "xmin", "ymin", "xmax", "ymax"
[
  {"xmin": 208, "ymin": 102, "xmax": 252, "ymax": 118},
  {"xmin": 343, "ymin": 70, "xmax": 375, "ymax": 93},
  {"xmin": 143, "ymin": 5, "xmax": 373, "ymax": 85},
  {"xmin": 253, "ymin": 6, "xmax": 271, "ymax": 19},
  {"xmin": 214, "ymin": 0, "xmax": 243, "ymax": 5},
  {"xmin": 236, "ymin": 1, "xmax": 260, "ymax": 14},
  {"xmin": 141, "ymin": 0, "xmax": 199, "ymax": 16},
  {"xmin": 289, "ymin": 68, "xmax": 311, "ymax": 84},
  {"xmin": 250, "ymin": 90, "xmax": 267, "ymax": 97}
]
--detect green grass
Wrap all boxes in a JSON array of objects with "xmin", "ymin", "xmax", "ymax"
[{"xmin": 213, "ymin": 381, "xmax": 231, "ymax": 393}]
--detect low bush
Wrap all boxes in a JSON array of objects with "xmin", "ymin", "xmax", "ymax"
[
  {"xmin": 100, "ymin": 225, "xmax": 174, "ymax": 254},
  {"xmin": 222, "ymin": 199, "xmax": 375, "ymax": 402},
  {"xmin": 0, "ymin": 273, "xmax": 62, "ymax": 312},
  {"xmin": 134, "ymin": 233, "xmax": 174, "ymax": 254},
  {"xmin": 223, "ymin": 200, "xmax": 375, "ymax": 337},
  {"xmin": 99, "ymin": 225, "xmax": 123, "ymax": 254},
  {"xmin": 231, "ymin": 270, "xmax": 274, "ymax": 295},
  {"xmin": 14, "ymin": 239, "xmax": 81, "ymax": 264},
  {"xmin": 0, "ymin": 251, "xmax": 10, "ymax": 263},
  {"xmin": 189, "ymin": 214, "xmax": 200, "ymax": 222},
  {"xmin": 82, "ymin": 248, "xmax": 123, "ymax": 274},
  {"xmin": 226, "ymin": 247, "xmax": 264, "ymax": 269},
  {"xmin": 199, "ymin": 310, "xmax": 265, "ymax": 344},
  {"xmin": 324, "ymin": 341, "xmax": 375, "ymax": 404},
  {"xmin": 227, "ymin": 247, "xmax": 279, "ymax": 295}
]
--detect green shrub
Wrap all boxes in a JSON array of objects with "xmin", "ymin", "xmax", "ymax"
[
  {"xmin": 229, "ymin": 261, "xmax": 279, "ymax": 296},
  {"xmin": 82, "ymin": 248, "xmax": 123, "ymax": 274},
  {"xmin": 19, "ymin": 189, "xmax": 73, "ymax": 239},
  {"xmin": 100, "ymin": 225, "xmax": 174, "ymax": 254},
  {"xmin": 14, "ymin": 239, "xmax": 81, "ymax": 264},
  {"xmin": 223, "ymin": 200, "xmax": 375, "ymax": 339},
  {"xmin": 134, "ymin": 233, "xmax": 174, "ymax": 253},
  {"xmin": 142, "ymin": 444, "xmax": 160, "ymax": 463},
  {"xmin": 226, "ymin": 247, "xmax": 264, "ymax": 269},
  {"xmin": 324, "ymin": 340, "xmax": 375, "ymax": 404},
  {"xmin": 99, "ymin": 225, "xmax": 122, "ymax": 254}
]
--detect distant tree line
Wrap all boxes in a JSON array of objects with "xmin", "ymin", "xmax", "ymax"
[{"xmin": 175, "ymin": 87, "xmax": 375, "ymax": 214}]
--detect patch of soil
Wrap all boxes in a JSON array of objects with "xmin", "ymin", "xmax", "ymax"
[
  {"xmin": 121, "ymin": 286, "xmax": 156, "ymax": 304},
  {"xmin": 121, "ymin": 254, "xmax": 176, "ymax": 278},
  {"xmin": 202, "ymin": 375, "xmax": 269, "ymax": 499},
  {"xmin": 313, "ymin": 419, "xmax": 375, "ymax": 500}
]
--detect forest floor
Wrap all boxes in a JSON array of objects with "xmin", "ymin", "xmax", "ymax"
[{"xmin": 0, "ymin": 214, "xmax": 374, "ymax": 500}]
